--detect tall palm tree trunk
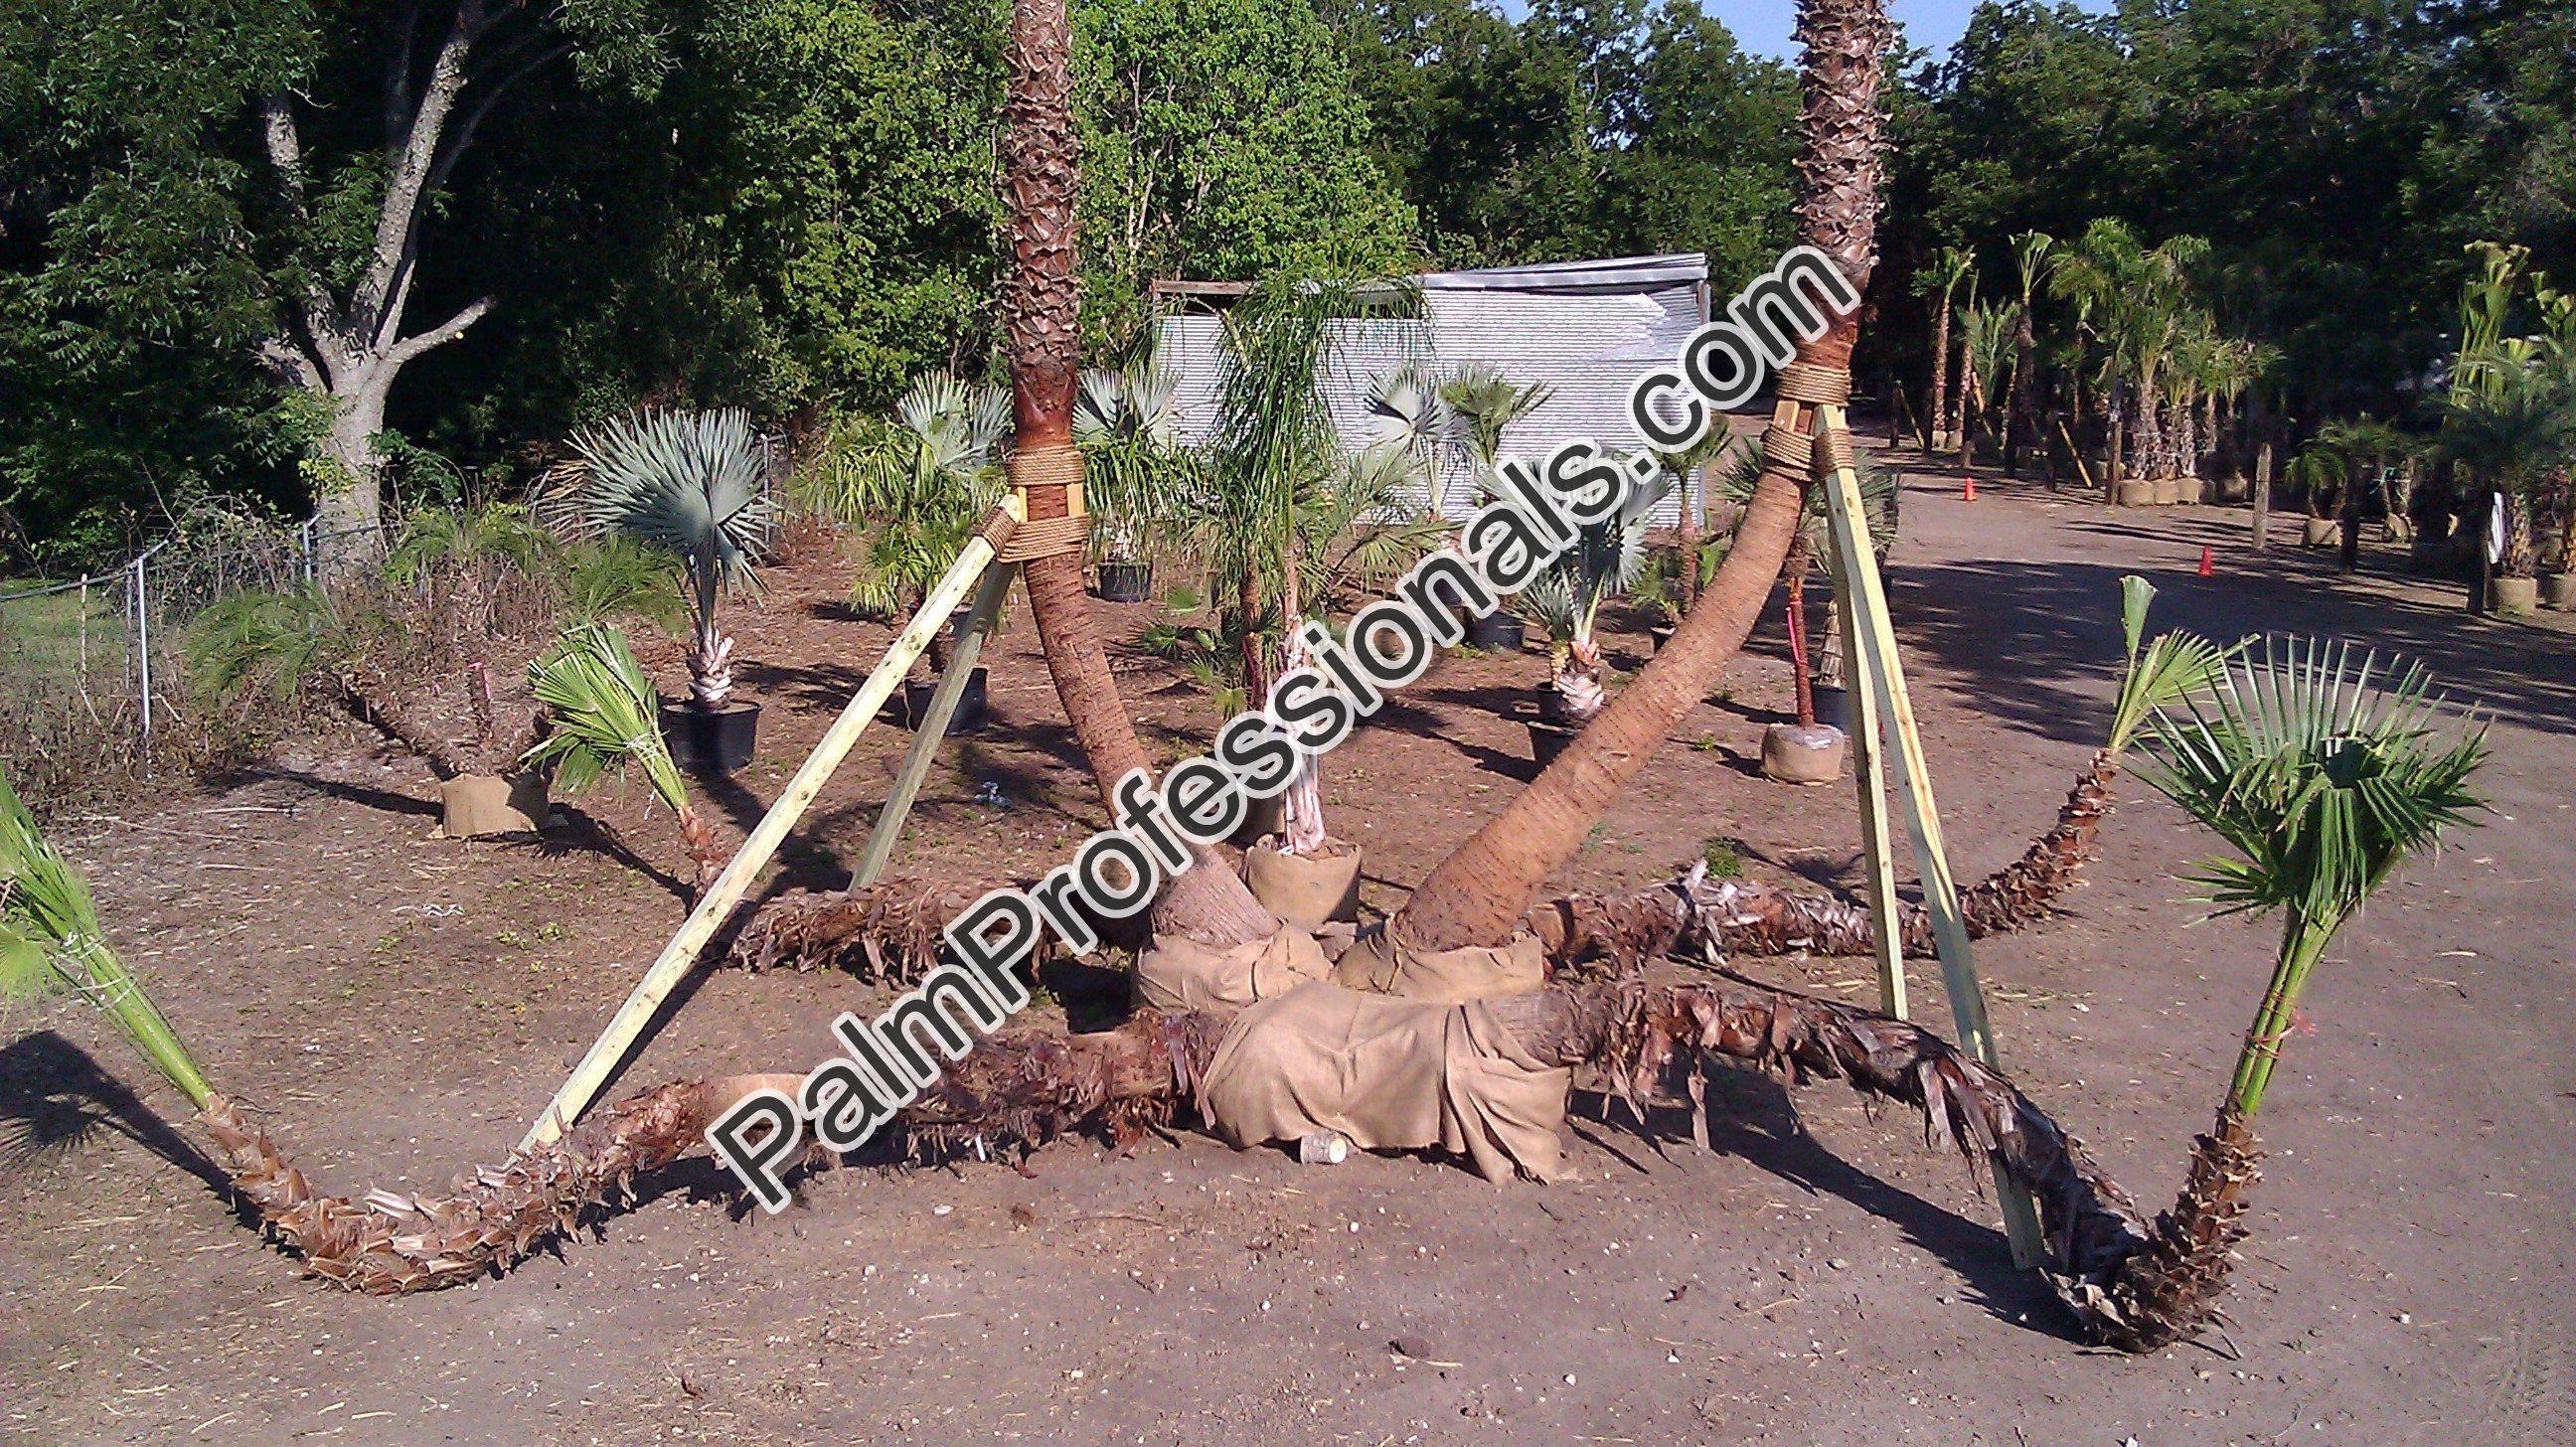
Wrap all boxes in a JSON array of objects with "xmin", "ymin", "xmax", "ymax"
[
  {"xmin": 1927, "ymin": 299, "xmax": 1953, "ymax": 451},
  {"xmin": 1384, "ymin": 0, "xmax": 1893, "ymax": 955},
  {"xmin": 1001, "ymin": 0, "xmax": 1275, "ymax": 948}
]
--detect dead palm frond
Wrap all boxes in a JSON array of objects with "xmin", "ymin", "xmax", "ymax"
[{"xmin": 525, "ymin": 623, "xmax": 723, "ymax": 891}]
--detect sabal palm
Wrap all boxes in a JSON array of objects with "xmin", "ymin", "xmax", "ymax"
[{"xmin": 570, "ymin": 408, "xmax": 775, "ymax": 709}]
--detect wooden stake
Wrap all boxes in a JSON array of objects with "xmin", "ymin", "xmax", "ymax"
[
  {"xmin": 1824, "ymin": 545, "xmax": 1906, "ymax": 1021},
  {"xmin": 518, "ymin": 506, "xmax": 1020, "ymax": 1152},
  {"xmin": 850, "ymin": 562, "xmax": 1016, "ymax": 889},
  {"xmin": 1813, "ymin": 406, "xmax": 2046, "ymax": 1268}
]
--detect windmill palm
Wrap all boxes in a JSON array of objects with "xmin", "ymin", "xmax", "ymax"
[
  {"xmin": 525, "ymin": 623, "xmax": 724, "ymax": 892},
  {"xmin": 811, "ymin": 374, "xmax": 1009, "ymax": 668},
  {"xmin": 568, "ymin": 408, "xmax": 775, "ymax": 711},
  {"xmin": 0, "ymin": 762, "xmax": 795, "ymax": 1292},
  {"xmin": 2085, "ymin": 639, "xmax": 2487, "ymax": 1348}
]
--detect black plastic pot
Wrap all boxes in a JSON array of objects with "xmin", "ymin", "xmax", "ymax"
[
  {"xmin": 1464, "ymin": 609, "xmax": 1526, "ymax": 651},
  {"xmin": 1526, "ymin": 719, "xmax": 1577, "ymax": 768},
  {"xmin": 1811, "ymin": 684, "xmax": 1852, "ymax": 732},
  {"xmin": 660, "ymin": 699, "xmax": 760, "ymax": 774},
  {"xmin": 1092, "ymin": 560, "xmax": 1154, "ymax": 602},
  {"xmin": 1536, "ymin": 681, "xmax": 1583, "ymax": 725},
  {"xmin": 900, "ymin": 667, "xmax": 989, "ymax": 735}
]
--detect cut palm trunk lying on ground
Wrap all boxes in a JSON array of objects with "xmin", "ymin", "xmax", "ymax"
[{"xmin": 892, "ymin": 967, "xmax": 2268, "ymax": 1350}]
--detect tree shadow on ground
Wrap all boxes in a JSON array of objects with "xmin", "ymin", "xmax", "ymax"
[
  {"xmin": 1886, "ymin": 550, "xmax": 2576, "ymax": 746},
  {"xmin": 1611, "ymin": 1056, "xmax": 2075, "ymax": 1341}
]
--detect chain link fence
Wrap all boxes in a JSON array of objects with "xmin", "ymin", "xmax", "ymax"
[{"xmin": 0, "ymin": 521, "xmax": 383, "ymax": 785}]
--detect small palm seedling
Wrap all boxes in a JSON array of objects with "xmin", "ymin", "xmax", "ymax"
[
  {"xmin": 569, "ymin": 408, "xmax": 775, "ymax": 710},
  {"xmin": 2083, "ymin": 636, "xmax": 2487, "ymax": 1349},
  {"xmin": 1518, "ymin": 467, "xmax": 1666, "ymax": 725},
  {"xmin": 0, "ymin": 761, "xmax": 792, "ymax": 1293},
  {"xmin": 525, "ymin": 623, "xmax": 724, "ymax": 891}
]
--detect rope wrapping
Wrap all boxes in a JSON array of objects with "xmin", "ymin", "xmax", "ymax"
[
  {"xmin": 1760, "ymin": 424, "xmax": 1813, "ymax": 478},
  {"xmin": 1776, "ymin": 362, "xmax": 1852, "ymax": 407},
  {"xmin": 999, "ymin": 445, "xmax": 1091, "ymax": 562},
  {"xmin": 1815, "ymin": 425, "xmax": 1856, "ymax": 476}
]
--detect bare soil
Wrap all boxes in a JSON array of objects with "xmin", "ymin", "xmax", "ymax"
[{"xmin": 6, "ymin": 454, "xmax": 2572, "ymax": 1445}]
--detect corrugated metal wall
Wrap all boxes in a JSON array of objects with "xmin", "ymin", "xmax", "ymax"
[{"xmin": 1158, "ymin": 255, "xmax": 1715, "ymax": 526}]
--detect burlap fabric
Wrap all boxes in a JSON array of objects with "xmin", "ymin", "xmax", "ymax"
[
  {"xmin": 1132, "ymin": 925, "xmax": 1331, "ymax": 1014},
  {"xmin": 435, "ymin": 774, "xmax": 549, "ymax": 838},
  {"xmin": 1331, "ymin": 926, "xmax": 1547, "ymax": 1003},
  {"xmin": 1197, "ymin": 981, "xmax": 1570, "ymax": 1182},
  {"xmin": 1242, "ymin": 841, "xmax": 1363, "ymax": 929}
]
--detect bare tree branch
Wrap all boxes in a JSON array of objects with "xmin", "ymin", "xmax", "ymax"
[
  {"xmin": 352, "ymin": 1, "xmax": 484, "ymax": 337},
  {"xmin": 258, "ymin": 91, "xmax": 308, "ymax": 204},
  {"xmin": 385, "ymin": 0, "xmax": 423, "ymax": 157},
  {"xmin": 254, "ymin": 334, "xmax": 324, "ymax": 392},
  {"xmin": 382, "ymin": 295, "xmax": 493, "ymax": 369}
]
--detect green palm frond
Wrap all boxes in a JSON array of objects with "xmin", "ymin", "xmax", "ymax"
[
  {"xmin": 810, "ymin": 377, "xmax": 1007, "ymax": 608},
  {"xmin": 0, "ymin": 768, "xmax": 211, "ymax": 1106},
  {"xmin": 386, "ymin": 502, "xmax": 557, "ymax": 585},
  {"xmin": 568, "ymin": 407, "xmax": 776, "ymax": 614},
  {"xmin": 2105, "ymin": 575, "xmax": 2237, "ymax": 753},
  {"xmin": 558, "ymin": 537, "xmax": 686, "ymax": 632},
  {"xmin": 186, "ymin": 586, "xmax": 350, "ymax": 703},
  {"xmin": 2137, "ymin": 636, "xmax": 2486, "ymax": 931},
  {"xmin": 523, "ymin": 624, "xmax": 690, "ymax": 818}
]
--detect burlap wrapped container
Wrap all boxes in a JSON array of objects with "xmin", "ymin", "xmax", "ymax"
[
  {"xmin": 1242, "ymin": 840, "xmax": 1363, "ymax": 929},
  {"xmin": 1197, "ymin": 981, "xmax": 1570, "ymax": 1183},
  {"xmin": 1132, "ymin": 925, "xmax": 1331, "ymax": 1014},
  {"xmin": 1331, "ymin": 927, "xmax": 1547, "ymax": 1003},
  {"xmin": 434, "ymin": 774, "xmax": 549, "ymax": 838}
]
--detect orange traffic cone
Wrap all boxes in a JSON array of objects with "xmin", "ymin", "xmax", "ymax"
[
  {"xmin": 2198, "ymin": 544, "xmax": 2215, "ymax": 577},
  {"xmin": 1962, "ymin": 475, "xmax": 1977, "ymax": 502}
]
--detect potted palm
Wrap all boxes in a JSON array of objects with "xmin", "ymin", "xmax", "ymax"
[
  {"xmin": 2436, "ymin": 353, "xmax": 2576, "ymax": 618},
  {"xmin": 569, "ymin": 408, "xmax": 775, "ymax": 771},
  {"xmin": 1073, "ymin": 345, "xmax": 1182, "ymax": 602},
  {"xmin": 2287, "ymin": 445, "xmax": 2345, "ymax": 548},
  {"xmin": 1518, "ymin": 469, "xmax": 1668, "ymax": 767},
  {"xmin": 808, "ymin": 375, "xmax": 1007, "ymax": 732}
]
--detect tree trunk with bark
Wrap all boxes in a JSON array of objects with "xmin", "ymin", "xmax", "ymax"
[
  {"xmin": 254, "ymin": 6, "xmax": 552, "ymax": 558},
  {"xmin": 1000, "ymin": 0, "xmax": 1276, "ymax": 948},
  {"xmin": 1381, "ymin": 0, "xmax": 1895, "ymax": 956}
]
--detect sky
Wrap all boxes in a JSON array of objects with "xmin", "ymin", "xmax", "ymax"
[{"xmin": 1495, "ymin": 0, "xmax": 1997, "ymax": 66}]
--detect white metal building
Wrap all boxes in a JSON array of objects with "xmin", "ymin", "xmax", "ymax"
[{"xmin": 1156, "ymin": 253, "xmax": 1713, "ymax": 524}]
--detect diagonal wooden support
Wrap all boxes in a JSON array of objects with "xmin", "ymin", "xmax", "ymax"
[
  {"xmin": 1813, "ymin": 404, "xmax": 2046, "ymax": 1269},
  {"xmin": 519, "ymin": 501, "xmax": 1021, "ymax": 1152},
  {"xmin": 849, "ymin": 561, "xmax": 1017, "ymax": 890},
  {"xmin": 1823, "ymin": 544, "xmax": 1906, "ymax": 1021}
]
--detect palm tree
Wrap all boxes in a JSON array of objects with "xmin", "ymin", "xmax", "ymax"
[
  {"xmin": 810, "ymin": 374, "xmax": 1010, "ymax": 665},
  {"xmin": 2435, "ymin": 355, "xmax": 2576, "ymax": 583},
  {"xmin": 2004, "ymin": 232, "xmax": 2052, "ymax": 476},
  {"xmin": 189, "ymin": 584, "xmax": 500, "ymax": 779},
  {"xmin": 1919, "ymin": 245, "xmax": 1973, "ymax": 451},
  {"xmin": 1381, "ymin": 0, "xmax": 1897, "ymax": 955},
  {"xmin": 1519, "ymin": 474, "xmax": 1664, "ymax": 725},
  {"xmin": 568, "ymin": 408, "xmax": 775, "ymax": 712},
  {"xmin": 525, "ymin": 623, "xmax": 724, "ymax": 892},
  {"xmin": 0, "ymin": 763, "xmax": 794, "ymax": 1293},
  {"xmin": 1166, "ymin": 280, "xmax": 1438, "ymax": 853},
  {"xmin": 2315, "ymin": 415, "xmax": 2412, "ymax": 567},
  {"xmin": 2086, "ymin": 639, "xmax": 2487, "ymax": 1348},
  {"xmin": 1072, "ymin": 337, "xmax": 1183, "ymax": 569},
  {"xmin": 998, "ymin": 0, "xmax": 1279, "ymax": 949},
  {"xmin": 1961, "ymin": 297, "xmax": 2018, "ymax": 470}
]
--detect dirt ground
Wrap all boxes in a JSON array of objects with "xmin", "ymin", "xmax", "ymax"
[{"xmin": 5, "ymin": 450, "xmax": 2572, "ymax": 1446}]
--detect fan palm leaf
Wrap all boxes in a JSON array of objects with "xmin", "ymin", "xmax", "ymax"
[
  {"xmin": 0, "ymin": 768, "xmax": 211, "ymax": 1106},
  {"xmin": 525, "ymin": 623, "xmax": 724, "ymax": 890}
]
